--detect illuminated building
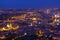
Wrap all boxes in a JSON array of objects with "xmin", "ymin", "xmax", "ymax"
[
  {"xmin": 36, "ymin": 30, "xmax": 44, "ymax": 37},
  {"xmin": 44, "ymin": 9, "xmax": 51, "ymax": 14},
  {"xmin": 0, "ymin": 23, "xmax": 19, "ymax": 31}
]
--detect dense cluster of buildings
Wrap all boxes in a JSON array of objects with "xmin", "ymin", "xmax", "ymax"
[{"xmin": 0, "ymin": 8, "xmax": 60, "ymax": 40}]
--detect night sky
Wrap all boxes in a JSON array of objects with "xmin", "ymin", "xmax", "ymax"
[{"xmin": 0, "ymin": 0, "xmax": 60, "ymax": 8}]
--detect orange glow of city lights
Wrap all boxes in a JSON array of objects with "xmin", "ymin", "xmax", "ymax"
[
  {"xmin": 2, "ymin": 27, "xmax": 6, "ymax": 30},
  {"xmin": 6, "ymin": 24, "xmax": 19, "ymax": 30},
  {"xmin": 0, "ymin": 35, "xmax": 6, "ymax": 39},
  {"xmin": 36, "ymin": 30, "xmax": 44, "ymax": 37},
  {"xmin": 7, "ymin": 24, "xmax": 13, "ymax": 29},
  {"xmin": 31, "ymin": 18, "xmax": 37, "ymax": 21},
  {"xmin": 0, "ymin": 23, "xmax": 19, "ymax": 31}
]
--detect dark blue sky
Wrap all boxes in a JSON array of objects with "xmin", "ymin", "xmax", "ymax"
[{"xmin": 0, "ymin": 0, "xmax": 60, "ymax": 8}]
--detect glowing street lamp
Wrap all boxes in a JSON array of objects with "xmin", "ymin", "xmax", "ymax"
[{"xmin": 24, "ymin": 33, "xmax": 27, "ymax": 35}]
